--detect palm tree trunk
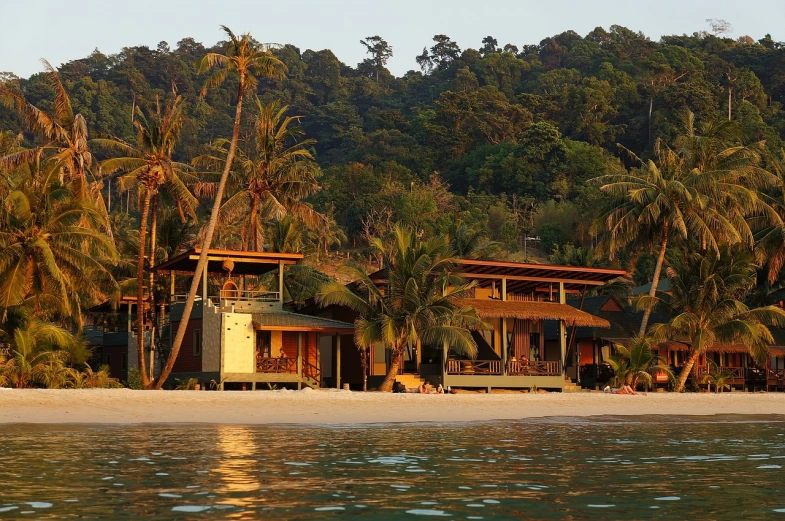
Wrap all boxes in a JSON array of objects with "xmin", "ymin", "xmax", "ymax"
[
  {"xmin": 675, "ymin": 350, "xmax": 701, "ymax": 392},
  {"xmin": 153, "ymin": 75, "xmax": 246, "ymax": 389},
  {"xmin": 136, "ymin": 188, "xmax": 152, "ymax": 387},
  {"xmin": 638, "ymin": 228, "xmax": 668, "ymax": 336},
  {"xmin": 148, "ymin": 193, "xmax": 159, "ymax": 380},
  {"xmin": 378, "ymin": 346, "xmax": 403, "ymax": 392},
  {"xmin": 249, "ymin": 198, "xmax": 258, "ymax": 251}
]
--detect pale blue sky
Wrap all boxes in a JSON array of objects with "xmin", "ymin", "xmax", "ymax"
[{"xmin": 1, "ymin": 0, "xmax": 783, "ymax": 78}]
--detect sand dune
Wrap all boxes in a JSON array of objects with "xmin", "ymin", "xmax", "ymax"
[{"xmin": 1, "ymin": 388, "xmax": 784, "ymax": 424}]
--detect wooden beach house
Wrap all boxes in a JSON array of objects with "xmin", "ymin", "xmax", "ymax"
[{"xmin": 316, "ymin": 259, "xmax": 627, "ymax": 392}]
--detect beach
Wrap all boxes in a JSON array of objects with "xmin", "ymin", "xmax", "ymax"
[{"xmin": 1, "ymin": 388, "xmax": 784, "ymax": 424}]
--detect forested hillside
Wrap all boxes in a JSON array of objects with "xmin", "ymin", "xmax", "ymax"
[{"xmin": 2, "ymin": 25, "xmax": 785, "ymax": 271}]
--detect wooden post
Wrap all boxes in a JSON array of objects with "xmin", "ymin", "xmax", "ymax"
[
  {"xmin": 297, "ymin": 332, "xmax": 303, "ymax": 390},
  {"xmin": 559, "ymin": 282, "xmax": 567, "ymax": 377},
  {"xmin": 278, "ymin": 260, "xmax": 285, "ymax": 303},
  {"xmin": 170, "ymin": 271, "xmax": 175, "ymax": 302},
  {"xmin": 335, "ymin": 335, "xmax": 341, "ymax": 389},
  {"xmin": 442, "ymin": 341, "xmax": 447, "ymax": 386},
  {"xmin": 501, "ymin": 278, "xmax": 507, "ymax": 376}
]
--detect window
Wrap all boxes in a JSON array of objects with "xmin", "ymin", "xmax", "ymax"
[
  {"xmin": 193, "ymin": 329, "xmax": 202, "ymax": 357},
  {"xmin": 256, "ymin": 331, "xmax": 271, "ymax": 358}
]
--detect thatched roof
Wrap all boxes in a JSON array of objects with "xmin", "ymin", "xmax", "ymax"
[{"xmin": 457, "ymin": 299, "xmax": 610, "ymax": 328}]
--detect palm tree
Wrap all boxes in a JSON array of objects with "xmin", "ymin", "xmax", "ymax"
[
  {"xmin": 607, "ymin": 336, "xmax": 672, "ymax": 390},
  {"xmin": 650, "ymin": 248, "xmax": 785, "ymax": 392},
  {"xmin": 96, "ymin": 96, "xmax": 197, "ymax": 386},
  {"xmin": 155, "ymin": 26, "xmax": 286, "ymax": 389},
  {"xmin": 0, "ymin": 169, "xmax": 117, "ymax": 323},
  {"xmin": 754, "ymin": 148, "xmax": 785, "ymax": 284},
  {"xmin": 317, "ymin": 225, "xmax": 487, "ymax": 392},
  {"xmin": 197, "ymin": 100, "xmax": 325, "ymax": 251},
  {"xmin": 0, "ymin": 318, "xmax": 81, "ymax": 388},
  {"xmin": 593, "ymin": 111, "xmax": 778, "ymax": 337},
  {"xmin": 0, "ymin": 61, "xmax": 101, "ymax": 204},
  {"xmin": 701, "ymin": 360, "xmax": 734, "ymax": 393}
]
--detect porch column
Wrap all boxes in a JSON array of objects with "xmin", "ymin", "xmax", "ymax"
[
  {"xmin": 297, "ymin": 332, "xmax": 303, "ymax": 390},
  {"xmin": 278, "ymin": 260, "xmax": 285, "ymax": 303},
  {"xmin": 335, "ymin": 335, "xmax": 341, "ymax": 389},
  {"xmin": 415, "ymin": 338, "xmax": 422, "ymax": 374},
  {"xmin": 559, "ymin": 282, "xmax": 566, "ymax": 376},
  {"xmin": 501, "ymin": 278, "xmax": 507, "ymax": 376},
  {"xmin": 170, "ymin": 271, "xmax": 175, "ymax": 302}
]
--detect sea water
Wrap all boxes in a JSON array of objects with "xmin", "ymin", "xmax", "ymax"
[{"xmin": 0, "ymin": 416, "xmax": 784, "ymax": 519}]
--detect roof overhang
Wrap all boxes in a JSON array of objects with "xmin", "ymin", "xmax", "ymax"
[
  {"xmin": 457, "ymin": 259, "xmax": 627, "ymax": 293},
  {"xmin": 457, "ymin": 299, "xmax": 611, "ymax": 328},
  {"xmin": 151, "ymin": 248, "xmax": 303, "ymax": 276},
  {"xmin": 252, "ymin": 312, "xmax": 355, "ymax": 333}
]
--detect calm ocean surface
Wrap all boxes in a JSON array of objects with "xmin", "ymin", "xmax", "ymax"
[{"xmin": 0, "ymin": 416, "xmax": 784, "ymax": 519}]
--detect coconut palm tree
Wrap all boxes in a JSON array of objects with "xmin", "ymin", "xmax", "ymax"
[
  {"xmin": 0, "ymin": 61, "xmax": 101, "ymax": 204},
  {"xmin": 196, "ymin": 100, "xmax": 325, "ymax": 251},
  {"xmin": 317, "ymin": 225, "xmax": 487, "ymax": 392},
  {"xmin": 0, "ymin": 168, "xmax": 117, "ymax": 323},
  {"xmin": 0, "ymin": 318, "xmax": 81, "ymax": 388},
  {"xmin": 96, "ymin": 95, "xmax": 197, "ymax": 386},
  {"xmin": 754, "ymin": 148, "xmax": 785, "ymax": 284},
  {"xmin": 155, "ymin": 26, "xmax": 287, "ymax": 389},
  {"xmin": 593, "ymin": 111, "xmax": 779, "ymax": 337},
  {"xmin": 650, "ymin": 248, "xmax": 785, "ymax": 392},
  {"xmin": 607, "ymin": 336, "xmax": 672, "ymax": 390},
  {"xmin": 701, "ymin": 360, "xmax": 734, "ymax": 393}
]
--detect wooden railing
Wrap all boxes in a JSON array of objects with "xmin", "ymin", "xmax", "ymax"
[
  {"xmin": 257, "ymin": 357, "xmax": 296, "ymax": 374},
  {"xmin": 447, "ymin": 359, "xmax": 502, "ymax": 375},
  {"xmin": 447, "ymin": 359, "xmax": 562, "ymax": 376},
  {"xmin": 696, "ymin": 366, "xmax": 745, "ymax": 382},
  {"xmin": 221, "ymin": 289, "xmax": 279, "ymax": 302},
  {"xmin": 303, "ymin": 360, "xmax": 321, "ymax": 384},
  {"xmin": 507, "ymin": 360, "xmax": 562, "ymax": 376}
]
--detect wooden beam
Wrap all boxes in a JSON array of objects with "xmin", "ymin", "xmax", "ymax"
[{"xmin": 458, "ymin": 272, "xmax": 607, "ymax": 286}]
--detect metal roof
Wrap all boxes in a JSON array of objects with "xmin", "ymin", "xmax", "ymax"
[
  {"xmin": 251, "ymin": 312, "xmax": 355, "ymax": 333},
  {"xmin": 151, "ymin": 248, "xmax": 303, "ymax": 276}
]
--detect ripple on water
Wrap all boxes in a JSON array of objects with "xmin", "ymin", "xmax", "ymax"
[
  {"xmin": 172, "ymin": 506, "xmax": 210, "ymax": 513},
  {"xmin": 405, "ymin": 509, "xmax": 449, "ymax": 516},
  {"xmin": 655, "ymin": 496, "xmax": 681, "ymax": 501},
  {"xmin": 314, "ymin": 506, "xmax": 345, "ymax": 511}
]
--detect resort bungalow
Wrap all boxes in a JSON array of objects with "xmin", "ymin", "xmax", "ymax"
[
  {"xmin": 316, "ymin": 259, "xmax": 627, "ymax": 392},
  {"xmin": 149, "ymin": 248, "xmax": 355, "ymax": 390}
]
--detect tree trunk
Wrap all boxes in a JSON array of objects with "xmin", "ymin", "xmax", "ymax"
[
  {"xmin": 148, "ymin": 193, "xmax": 159, "ymax": 381},
  {"xmin": 136, "ymin": 188, "xmax": 152, "ymax": 387},
  {"xmin": 378, "ymin": 348, "xmax": 403, "ymax": 392},
  {"xmin": 249, "ymin": 198, "xmax": 258, "ymax": 251},
  {"xmin": 638, "ymin": 229, "xmax": 668, "ymax": 336},
  {"xmin": 153, "ymin": 76, "xmax": 246, "ymax": 389},
  {"xmin": 648, "ymin": 97, "xmax": 653, "ymax": 144},
  {"xmin": 675, "ymin": 350, "xmax": 701, "ymax": 392}
]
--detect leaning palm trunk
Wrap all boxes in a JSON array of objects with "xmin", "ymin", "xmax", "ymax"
[
  {"xmin": 378, "ymin": 346, "xmax": 404, "ymax": 392},
  {"xmin": 638, "ymin": 229, "xmax": 668, "ymax": 336},
  {"xmin": 675, "ymin": 350, "xmax": 701, "ymax": 392},
  {"xmin": 153, "ymin": 78, "xmax": 246, "ymax": 389},
  {"xmin": 136, "ymin": 188, "xmax": 152, "ymax": 387},
  {"xmin": 148, "ymin": 194, "xmax": 159, "ymax": 380}
]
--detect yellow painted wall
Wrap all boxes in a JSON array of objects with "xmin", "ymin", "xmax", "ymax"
[
  {"xmin": 222, "ymin": 313, "xmax": 255, "ymax": 374},
  {"xmin": 270, "ymin": 331, "xmax": 283, "ymax": 357},
  {"xmin": 475, "ymin": 287, "xmax": 494, "ymax": 299}
]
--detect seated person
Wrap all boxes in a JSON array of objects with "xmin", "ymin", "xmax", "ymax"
[{"xmin": 418, "ymin": 382, "xmax": 428, "ymax": 394}]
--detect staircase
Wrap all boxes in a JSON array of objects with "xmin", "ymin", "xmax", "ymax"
[
  {"xmin": 396, "ymin": 373, "xmax": 427, "ymax": 391},
  {"xmin": 562, "ymin": 378, "xmax": 583, "ymax": 393}
]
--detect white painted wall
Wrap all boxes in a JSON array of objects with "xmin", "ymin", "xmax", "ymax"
[{"xmin": 221, "ymin": 312, "xmax": 255, "ymax": 374}]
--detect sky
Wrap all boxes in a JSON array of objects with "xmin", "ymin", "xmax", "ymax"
[{"xmin": 1, "ymin": 0, "xmax": 784, "ymax": 78}]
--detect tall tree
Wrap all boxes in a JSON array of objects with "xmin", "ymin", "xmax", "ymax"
[
  {"xmin": 359, "ymin": 35, "xmax": 393, "ymax": 82},
  {"xmin": 650, "ymin": 248, "xmax": 785, "ymax": 392},
  {"xmin": 593, "ymin": 111, "xmax": 779, "ymax": 336},
  {"xmin": 317, "ymin": 225, "xmax": 486, "ymax": 392},
  {"xmin": 153, "ymin": 26, "xmax": 286, "ymax": 389},
  {"xmin": 197, "ymin": 100, "xmax": 325, "ymax": 251},
  {"xmin": 97, "ymin": 95, "xmax": 197, "ymax": 386}
]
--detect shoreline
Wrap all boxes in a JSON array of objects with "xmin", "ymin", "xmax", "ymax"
[{"xmin": 2, "ymin": 388, "xmax": 785, "ymax": 425}]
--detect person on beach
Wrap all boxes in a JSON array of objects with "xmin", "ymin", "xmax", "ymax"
[
  {"xmin": 418, "ymin": 382, "xmax": 428, "ymax": 394},
  {"xmin": 604, "ymin": 384, "xmax": 637, "ymax": 395}
]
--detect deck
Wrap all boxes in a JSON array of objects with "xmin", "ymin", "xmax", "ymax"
[{"xmin": 444, "ymin": 359, "xmax": 565, "ymax": 391}]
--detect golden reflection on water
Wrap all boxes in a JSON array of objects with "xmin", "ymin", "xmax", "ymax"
[{"xmin": 213, "ymin": 425, "xmax": 263, "ymax": 512}]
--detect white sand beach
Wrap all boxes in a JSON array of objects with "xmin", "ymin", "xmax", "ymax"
[{"xmin": 1, "ymin": 388, "xmax": 784, "ymax": 424}]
